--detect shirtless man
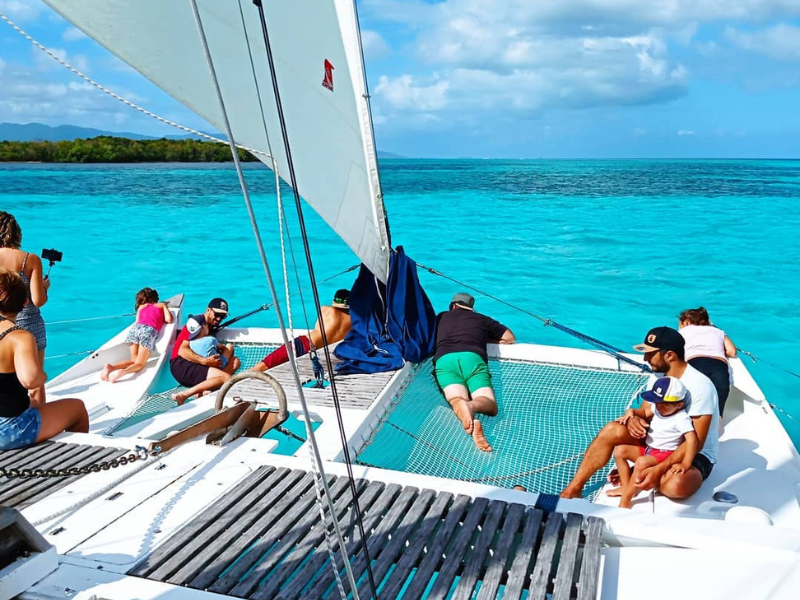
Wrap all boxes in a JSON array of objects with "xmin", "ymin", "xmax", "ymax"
[{"xmin": 253, "ymin": 289, "xmax": 352, "ymax": 372}]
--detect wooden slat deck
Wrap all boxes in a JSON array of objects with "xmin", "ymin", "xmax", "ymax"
[
  {"xmin": 220, "ymin": 352, "xmax": 399, "ymax": 410},
  {"xmin": 0, "ymin": 441, "xmax": 126, "ymax": 510},
  {"xmin": 131, "ymin": 466, "xmax": 605, "ymax": 600}
]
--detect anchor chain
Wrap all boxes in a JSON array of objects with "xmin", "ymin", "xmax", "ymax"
[{"xmin": 0, "ymin": 445, "xmax": 158, "ymax": 479}]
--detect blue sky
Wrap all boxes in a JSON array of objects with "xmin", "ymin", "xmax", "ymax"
[{"xmin": 1, "ymin": 0, "xmax": 799, "ymax": 158}]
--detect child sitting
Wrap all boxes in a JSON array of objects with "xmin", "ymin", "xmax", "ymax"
[
  {"xmin": 609, "ymin": 376, "xmax": 698, "ymax": 509},
  {"xmin": 187, "ymin": 315, "xmax": 229, "ymax": 369}
]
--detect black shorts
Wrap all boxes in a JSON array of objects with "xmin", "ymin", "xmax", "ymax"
[
  {"xmin": 170, "ymin": 357, "xmax": 209, "ymax": 388},
  {"xmin": 692, "ymin": 453, "xmax": 714, "ymax": 481}
]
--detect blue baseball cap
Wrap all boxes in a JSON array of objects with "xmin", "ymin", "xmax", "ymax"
[{"xmin": 641, "ymin": 376, "xmax": 687, "ymax": 404}]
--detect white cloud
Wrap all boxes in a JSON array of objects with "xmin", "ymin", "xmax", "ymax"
[
  {"xmin": 375, "ymin": 75, "xmax": 449, "ymax": 111},
  {"xmin": 62, "ymin": 26, "xmax": 87, "ymax": 42},
  {"xmin": 0, "ymin": 0, "xmax": 44, "ymax": 21},
  {"xmin": 677, "ymin": 129, "xmax": 696, "ymax": 136},
  {"xmin": 361, "ymin": 30, "xmax": 390, "ymax": 60},
  {"xmin": 725, "ymin": 24, "xmax": 800, "ymax": 61},
  {"xmin": 32, "ymin": 46, "xmax": 90, "ymax": 74}
]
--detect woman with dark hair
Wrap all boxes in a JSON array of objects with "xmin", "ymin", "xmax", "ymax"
[
  {"xmin": 0, "ymin": 268, "xmax": 88, "ymax": 450},
  {"xmin": 678, "ymin": 307, "xmax": 737, "ymax": 417},
  {"xmin": 0, "ymin": 211, "xmax": 49, "ymax": 405}
]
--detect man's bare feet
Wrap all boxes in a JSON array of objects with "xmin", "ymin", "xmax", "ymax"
[
  {"xmin": 559, "ymin": 486, "xmax": 583, "ymax": 499},
  {"xmin": 171, "ymin": 391, "xmax": 190, "ymax": 406},
  {"xmin": 100, "ymin": 364, "xmax": 111, "ymax": 381},
  {"xmin": 605, "ymin": 486, "xmax": 623, "ymax": 497},
  {"xmin": 472, "ymin": 419, "xmax": 492, "ymax": 452},
  {"xmin": 450, "ymin": 399, "xmax": 474, "ymax": 435}
]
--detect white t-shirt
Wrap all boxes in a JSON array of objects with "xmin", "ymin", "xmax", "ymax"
[
  {"xmin": 646, "ymin": 364, "xmax": 719, "ymax": 463},
  {"xmin": 680, "ymin": 324, "xmax": 727, "ymax": 361},
  {"xmin": 646, "ymin": 408, "xmax": 694, "ymax": 451}
]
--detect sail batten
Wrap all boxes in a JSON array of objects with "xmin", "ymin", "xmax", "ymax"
[{"xmin": 43, "ymin": 0, "xmax": 390, "ymax": 281}]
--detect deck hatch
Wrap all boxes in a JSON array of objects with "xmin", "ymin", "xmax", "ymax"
[{"xmin": 130, "ymin": 466, "xmax": 604, "ymax": 599}]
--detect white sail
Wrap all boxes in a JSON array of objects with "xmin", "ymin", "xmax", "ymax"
[{"xmin": 42, "ymin": 0, "xmax": 390, "ymax": 281}]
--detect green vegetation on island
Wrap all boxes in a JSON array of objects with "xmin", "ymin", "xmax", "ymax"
[{"xmin": 0, "ymin": 136, "xmax": 258, "ymax": 163}]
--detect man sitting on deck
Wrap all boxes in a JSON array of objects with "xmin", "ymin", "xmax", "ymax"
[
  {"xmin": 560, "ymin": 326, "xmax": 719, "ymax": 501},
  {"xmin": 252, "ymin": 289, "xmax": 351, "ymax": 372},
  {"xmin": 434, "ymin": 292, "xmax": 515, "ymax": 453},
  {"xmin": 170, "ymin": 298, "xmax": 241, "ymax": 404}
]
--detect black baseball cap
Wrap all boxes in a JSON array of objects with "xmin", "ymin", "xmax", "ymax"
[
  {"xmin": 633, "ymin": 326, "xmax": 685, "ymax": 354},
  {"xmin": 208, "ymin": 297, "xmax": 229, "ymax": 316}
]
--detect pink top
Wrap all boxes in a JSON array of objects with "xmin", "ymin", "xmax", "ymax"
[
  {"xmin": 680, "ymin": 324, "xmax": 727, "ymax": 361},
  {"xmin": 137, "ymin": 303, "xmax": 165, "ymax": 332}
]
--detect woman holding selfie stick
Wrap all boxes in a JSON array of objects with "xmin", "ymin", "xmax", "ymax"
[{"xmin": 0, "ymin": 211, "xmax": 50, "ymax": 405}]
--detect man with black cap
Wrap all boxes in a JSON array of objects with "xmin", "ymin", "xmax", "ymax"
[
  {"xmin": 169, "ymin": 297, "xmax": 241, "ymax": 404},
  {"xmin": 434, "ymin": 292, "xmax": 515, "ymax": 452},
  {"xmin": 560, "ymin": 326, "xmax": 718, "ymax": 501},
  {"xmin": 253, "ymin": 289, "xmax": 352, "ymax": 372}
]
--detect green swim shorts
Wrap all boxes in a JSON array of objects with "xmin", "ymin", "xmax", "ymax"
[{"xmin": 434, "ymin": 352, "xmax": 492, "ymax": 393}]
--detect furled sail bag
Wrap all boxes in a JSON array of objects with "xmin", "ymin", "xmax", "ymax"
[{"xmin": 335, "ymin": 246, "xmax": 435, "ymax": 374}]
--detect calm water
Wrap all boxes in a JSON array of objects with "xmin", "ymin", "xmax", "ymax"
[{"xmin": 3, "ymin": 159, "xmax": 800, "ymax": 442}]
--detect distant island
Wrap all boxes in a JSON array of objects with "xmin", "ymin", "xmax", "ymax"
[
  {"xmin": 0, "ymin": 122, "xmax": 405, "ymax": 162},
  {"xmin": 0, "ymin": 137, "xmax": 258, "ymax": 163}
]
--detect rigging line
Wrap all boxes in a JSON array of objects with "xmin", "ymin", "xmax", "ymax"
[
  {"xmin": 251, "ymin": 3, "xmax": 378, "ymax": 599},
  {"xmin": 218, "ymin": 264, "xmax": 359, "ymax": 330},
  {"xmin": 47, "ymin": 313, "xmax": 135, "ymax": 325},
  {"xmin": 737, "ymin": 348, "xmax": 800, "ymax": 380},
  {"xmin": 190, "ymin": 4, "xmax": 359, "ymax": 600},
  {"xmin": 0, "ymin": 10, "xmax": 271, "ymax": 159},
  {"xmin": 416, "ymin": 260, "xmax": 649, "ymax": 371},
  {"xmin": 47, "ymin": 349, "xmax": 93, "ymax": 360}
]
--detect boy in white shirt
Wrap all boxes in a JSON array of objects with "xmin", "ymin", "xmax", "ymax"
[{"xmin": 610, "ymin": 376, "xmax": 698, "ymax": 509}]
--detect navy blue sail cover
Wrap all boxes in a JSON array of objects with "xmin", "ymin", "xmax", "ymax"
[{"xmin": 334, "ymin": 246, "xmax": 436, "ymax": 374}]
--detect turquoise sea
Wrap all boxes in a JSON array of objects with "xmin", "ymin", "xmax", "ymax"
[{"xmin": 2, "ymin": 159, "xmax": 800, "ymax": 443}]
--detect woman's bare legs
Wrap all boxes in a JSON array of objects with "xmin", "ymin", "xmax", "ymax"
[{"xmin": 35, "ymin": 398, "xmax": 89, "ymax": 442}]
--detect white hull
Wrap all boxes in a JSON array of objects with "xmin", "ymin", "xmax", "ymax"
[
  {"xmin": 44, "ymin": 294, "xmax": 184, "ymax": 434},
  {"xmin": 10, "ymin": 326, "xmax": 800, "ymax": 600}
]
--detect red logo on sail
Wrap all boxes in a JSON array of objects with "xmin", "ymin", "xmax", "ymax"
[{"xmin": 322, "ymin": 59, "xmax": 334, "ymax": 91}]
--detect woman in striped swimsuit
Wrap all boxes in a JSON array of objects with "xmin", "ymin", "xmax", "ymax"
[{"xmin": 0, "ymin": 212, "xmax": 49, "ymax": 405}]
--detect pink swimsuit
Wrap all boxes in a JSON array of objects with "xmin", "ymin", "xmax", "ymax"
[{"xmin": 137, "ymin": 304, "xmax": 165, "ymax": 332}]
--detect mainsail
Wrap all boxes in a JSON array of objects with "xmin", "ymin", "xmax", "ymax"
[{"xmin": 42, "ymin": 0, "xmax": 391, "ymax": 281}]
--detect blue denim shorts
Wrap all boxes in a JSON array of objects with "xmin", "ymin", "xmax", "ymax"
[{"xmin": 0, "ymin": 406, "xmax": 42, "ymax": 450}]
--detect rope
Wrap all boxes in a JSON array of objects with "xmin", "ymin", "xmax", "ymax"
[
  {"xmin": 47, "ymin": 349, "xmax": 92, "ymax": 360},
  {"xmin": 738, "ymin": 348, "xmax": 800, "ymax": 380},
  {"xmin": 47, "ymin": 313, "xmax": 135, "ymax": 326},
  {"xmin": 251, "ymin": 3, "xmax": 374, "ymax": 597},
  {"xmin": 416, "ymin": 261, "xmax": 650, "ymax": 372},
  {"xmin": 193, "ymin": 4, "xmax": 359, "ymax": 599},
  {"xmin": 0, "ymin": 11, "xmax": 272, "ymax": 159},
  {"xmin": 770, "ymin": 403, "xmax": 798, "ymax": 422}
]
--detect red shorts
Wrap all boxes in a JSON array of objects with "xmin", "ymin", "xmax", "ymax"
[{"xmin": 639, "ymin": 445, "xmax": 674, "ymax": 463}]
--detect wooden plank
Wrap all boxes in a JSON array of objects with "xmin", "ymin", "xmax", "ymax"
[
  {"xmin": 375, "ymin": 492, "xmax": 457, "ymax": 600},
  {"xmin": 0, "ymin": 442, "xmax": 82, "ymax": 498},
  {"xmin": 0, "ymin": 445, "xmax": 123, "ymax": 509},
  {"xmin": 276, "ymin": 483, "xmax": 403, "ymax": 600},
  {"xmin": 0, "ymin": 441, "xmax": 56, "ymax": 464},
  {"xmin": 528, "ymin": 511, "xmax": 564, "ymax": 600},
  {"xmin": 354, "ymin": 488, "xmax": 437, "ymax": 600},
  {"xmin": 552, "ymin": 513, "xmax": 583, "ymax": 600},
  {"xmin": 450, "ymin": 499, "xmax": 506, "ymax": 600},
  {"xmin": 0, "ymin": 443, "xmax": 92, "ymax": 502},
  {"xmin": 425, "ymin": 497, "xmax": 492, "ymax": 600},
  {"xmin": 251, "ymin": 479, "xmax": 384, "ymax": 600},
  {"xmin": 502, "ymin": 507, "xmax": 545, "ymax": 600},
  {"xmin": 184, "ymin": 469, "xmax": 313, "ymax": 590},
  {"xmin": 401, "ymin": 494, "xmax": 474, "ymax": 600},
  {"xmin": 576, "ymin": 517, "xmax": 604, "ymax": 600},
  {"xmin": 228, "ymin": 476, "xmax": 352, "ymax": 598},
  {"xmin": 475, "ymin": 502, "xmax": 526, "ymax": 600},
  {"xmin": 300, "ymin": 484, "xmax": 421, "ymax": 600},
  {"xmin": 130, "ymin": 466, "xmax": 276, "ymax": 578}
]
